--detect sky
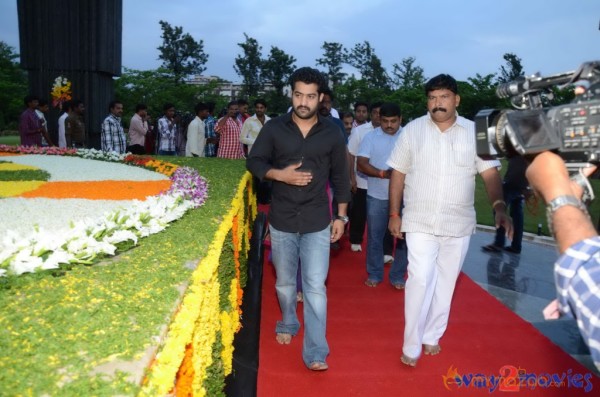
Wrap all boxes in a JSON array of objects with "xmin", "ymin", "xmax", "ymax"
[{"xmin": 1, "ymin": 0, "xmax": 599, "ymax": 84}]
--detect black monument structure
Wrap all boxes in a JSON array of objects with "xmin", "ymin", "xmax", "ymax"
[{"xmin": 17, "ymin": 0, "xmax": 122, "ymax": 149}]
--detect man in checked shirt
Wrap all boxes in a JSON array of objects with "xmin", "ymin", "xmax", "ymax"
[
  {"xmin": 216, "ymin": 100, "xmax": 245, "ymax": 159},
  {"xmin": 530, "ymin": 151, "xmax": 600, "ymax": 371}
]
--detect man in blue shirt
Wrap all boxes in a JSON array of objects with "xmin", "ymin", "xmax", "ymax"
[{"xmin": 357, "ymin": 102, "xmax": 408, "ymax": 289}]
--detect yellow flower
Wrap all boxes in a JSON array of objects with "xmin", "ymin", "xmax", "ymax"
[
  {"xmin": 140, "ymin": 172, "xmax": 256, "ymax": 395},
  {"xmin": 0, "ymin": 181, "xmax": 46, "ymax": 197}
]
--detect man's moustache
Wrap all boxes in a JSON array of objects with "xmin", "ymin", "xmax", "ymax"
[{"xmin": 433, "ymin": 107, "xmax": 447, "ymax": 113}]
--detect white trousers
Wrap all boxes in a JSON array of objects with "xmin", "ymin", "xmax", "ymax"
[{"xmin": 403, "ymin": 232, "xmax": 471, "ymax": 359}]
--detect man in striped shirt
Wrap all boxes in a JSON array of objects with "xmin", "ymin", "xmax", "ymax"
[
  {"xmin": 387, "ymin": 74, "xmax": 512, "ymax": 367},
  {"xmin": 530, "ymin": 151, "xmax": 600, "ymax": 371}
]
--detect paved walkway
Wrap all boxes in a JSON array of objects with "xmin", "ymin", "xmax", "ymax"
[{"xmin": 465, "ymin": 228, "xmax": 598, "ymax": 374}]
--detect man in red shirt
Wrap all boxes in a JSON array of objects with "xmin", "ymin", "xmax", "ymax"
[{"xmin": 216, "ymin": 101, "xmax": 245, "ymax": 159}]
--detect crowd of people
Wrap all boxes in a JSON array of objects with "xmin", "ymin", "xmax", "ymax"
[
  {"xmin": 17, "ymin": 68, "xmax": 600, "ymax": 373},
  {"xmin": 17, "ymin": 95, "xmax": 273, "ymax": 159},
  {"xmin": 246, "ymin": 68, "xmax": 512, "ymax": 371},
  {"xmin": 246, "ymin": 67, "xmax": 599, "ymax": 373}
]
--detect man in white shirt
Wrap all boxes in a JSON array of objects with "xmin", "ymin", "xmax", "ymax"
[
  {"xmin": 240, "ymin": 98, "xmax": 270, "ymax": 154},
  {"xmin": 127, "ymin": 104, "xmax": 149, "ymax": 155},
  {"xmin": 186, "ymin": 102, "xmax": 208, "ymax": 157},
  {"xmin": 57, "ymin": 100, "xmax": 70, "ymax": 148},
  {"xmin": 387, "ymin": 74, "xmax": 512, "ymax": 367},
  {"xmin": 35, "ymin": 99, "xmax": 54, "ymax": 147}
]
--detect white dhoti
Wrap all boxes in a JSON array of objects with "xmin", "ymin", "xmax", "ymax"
[{"xmin": 402, "ymin": 232, "xmax": 471, "ymax": 359}]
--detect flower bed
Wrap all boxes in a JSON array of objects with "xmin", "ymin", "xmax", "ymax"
[{"xmin": 0, "ymin": 146, "xmax": 254, "ymax": 396}]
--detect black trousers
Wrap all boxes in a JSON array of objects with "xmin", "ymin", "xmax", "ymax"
[{"xmin": 349, "ymin": 188, "xmax": 367, "ymax": 244}]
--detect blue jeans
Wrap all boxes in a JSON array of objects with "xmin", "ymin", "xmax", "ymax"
[
  {"xmin": 494, "ymin": 186, "xmax": 524, "ymax": 250},
  {"xmin": 366, "ymin": 196, "xmax": 408, "ymax": 285},
  {"xmin": 269, "ymin": 224, "xmax": 330, "ymax": 365}
]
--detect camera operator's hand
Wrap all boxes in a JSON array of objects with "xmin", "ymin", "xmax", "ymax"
[
  {"xmin": 533, "ymin": 152, "xmax": 599, "ymax": 323},
  {"xmin": 526, "ymin": 151, "xmax": 597, "ymax": 253},
  {"xmin": 526, "ymin": 152, "xmax": 574, "ymax": 204}
]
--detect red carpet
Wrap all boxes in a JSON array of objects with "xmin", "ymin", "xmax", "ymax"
[{"xmin": 257, "ymin": 233, "xmax": 600, "ymax": 396}]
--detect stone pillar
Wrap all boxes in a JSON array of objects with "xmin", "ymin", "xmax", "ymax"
[{"xmin": 17, "ymin": 0, "xmax": 122, "ymax": 149}]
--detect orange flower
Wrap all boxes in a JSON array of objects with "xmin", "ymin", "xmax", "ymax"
[
  {"xmin": 18, "ymin": 180, "xmax": 172, "ymax": 200},
  {"xmin": 173, "ymin": 344, "xmax": 194, "ymax": 397}
]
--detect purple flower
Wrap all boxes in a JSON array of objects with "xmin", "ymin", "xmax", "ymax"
[{"xmin": 164, "ymin": 166, "xmax": 209, "ymax": 208}]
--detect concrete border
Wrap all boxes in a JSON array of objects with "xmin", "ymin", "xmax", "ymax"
[{"xmin": 475, "ymin": 224, "xmax": 557, "ymax": 248}]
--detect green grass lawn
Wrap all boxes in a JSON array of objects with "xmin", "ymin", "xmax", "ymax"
[
  {"xmin": 475, "ymin": 167, "xmax": 600, "ymax": 236},
  {"xmin": 0, "ymin": 135, "xmax": 19, "ymax": 146}
]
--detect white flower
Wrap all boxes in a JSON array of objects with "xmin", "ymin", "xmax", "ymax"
[
  {"xmin": 42, "ymin": 250, "xmax": 73, "ymax": 270},
  {"xmin": 12, "ymin": 250, "xmax": 45, "ymax": 275},
  {"xmin": 104, "ymin": 230, "xmax": 138, "ymax": 245}
]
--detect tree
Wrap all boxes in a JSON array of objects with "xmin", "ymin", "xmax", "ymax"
[
  {"xmin": 315, "ymin": 42, "xmax": 347, "ymax": 88},
  {"xmin": 335, "ymin": 75, "xmax": 388, "ymax": 113},
  {"xmin": 0, "ymin": 41, "xmax": 27, "ymax": 130},
  {"xmin": 390, "ymin": 57, "xmax": 425, "ymax": 90},
  {"xmin": 234, "ymin": 33, "xmax": 263, "ymax": 98},
  {"xmin": 114, "ymin": 67, "xmax": 223, "ymax": 126},
  {"xmin": 346, "ymin": 41, "xmax": 390, "ymax": 90},
  {"xmin": 157, "ymin": 20, "xmax": 208, "ymax": 83},
  {"xmin": 261, "ymin": 46, "xmax": 296, "ymax": 113},
  {"xmin": 497, "ymin": 53, "xmax": 525, "ymax": 84}
]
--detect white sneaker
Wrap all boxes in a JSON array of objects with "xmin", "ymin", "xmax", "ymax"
[
  {"xmin": 351, "ymin": 244, "xmax": 362, "ymax": 252},
  {"xmin": 384, "ymin": 255, "xmax": 394, "ymax": 264}
]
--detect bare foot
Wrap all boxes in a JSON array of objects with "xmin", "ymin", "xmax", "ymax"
[
  {"xmin": 308, "ymin": 361, "xmax": 329, "ymax": 371},
  {"xmin": 423, "ymin": 344, "xmax": 441, "ymax": 355},
  {"xmin": 276, "ymin": 333, "xmax": 292, "ymax": 344},
  {"xmin": 401, "ymin": 354, "xmax": 417, "ymax": 367},
  {"xmin": 364, "ymin": 279, "xmax": 379, "ymax": 287}
]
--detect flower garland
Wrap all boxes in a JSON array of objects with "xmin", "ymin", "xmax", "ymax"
[
  {"xmin": 141, "ymin": 172, "xmax": 255, "ymax": 396},
  {"xmin": 50, "ymin": 76, "xmax": 72, "ymax": 109}
]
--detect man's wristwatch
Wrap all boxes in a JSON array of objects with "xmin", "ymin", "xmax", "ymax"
[
  {"xmin": 546, "ymin": 195, "xmax": 587, "ymax": 214},
  {"xmin": 335, "ymin": 215, "xmax": 349, "ymax": 225},
  {"xmin": 545, "ymin": 195, "xmax": 590, "ymax": 235}
]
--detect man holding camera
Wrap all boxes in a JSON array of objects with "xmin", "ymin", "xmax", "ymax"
[
  {"xmin": 528, "ymin": 151, "xmax": 600, "ymax": 371},
  {"xmin": 387, "ymin": 74, "xmax": 513, "ymax": 367}
]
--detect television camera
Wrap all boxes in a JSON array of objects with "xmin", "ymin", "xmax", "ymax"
[{"xmin": 475, "ymin": 61, "xmax": 600, "ymax": 170}]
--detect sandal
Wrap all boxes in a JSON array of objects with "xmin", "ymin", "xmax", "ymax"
[{"xmin": 481, "ymin": 244, "xmax": 501, "ymax": 253}]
